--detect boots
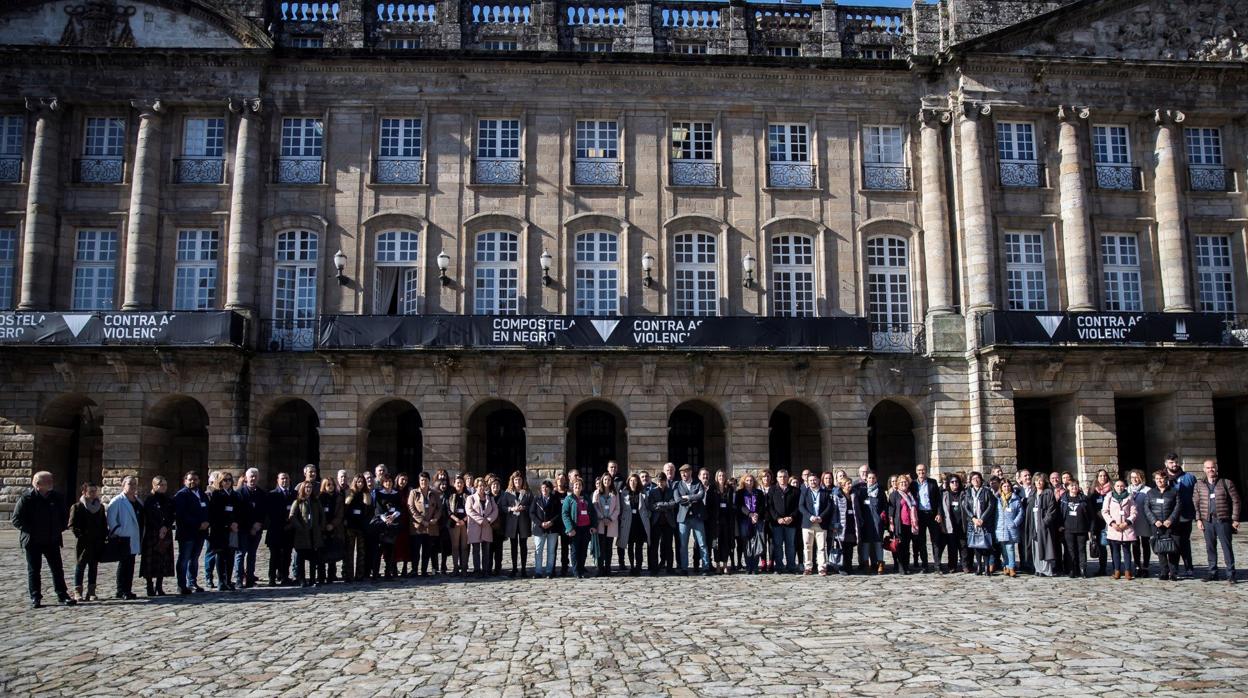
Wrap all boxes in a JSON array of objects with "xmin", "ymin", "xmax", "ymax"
[
  {"xmin": 155, "ymin": 578, "xmax": 168, "ymax": 596},
  {"xmin": 1124, "ymin": 571, "xmax": 1133, "ymax": 581},
  {"xmin": 1112, "ymin": 570, "xmax": 1121, "ymax": 580},
  {"xmin": 877, "ymin": 562, "xmax": 885, "ymax": 575},
  {"xmin": 86, "ymin": 584, "xmax": 97, "ymax": 602},
  {"xmin": 146, "ymin": 579, "xmax": 156, "ymax": 597},
  {"xmin": 74, "ymin": 585, "xmax": 83, "ymax": 602}
]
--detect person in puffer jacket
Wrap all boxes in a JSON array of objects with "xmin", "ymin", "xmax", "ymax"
[{"xmin": 994, "ymin": 481, "xmax": 1024, "ymax": 577}]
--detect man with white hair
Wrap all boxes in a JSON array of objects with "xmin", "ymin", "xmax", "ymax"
[
  {"xmin": 12, "ymin": 471, "xmax": 77, "ymax": 608},
  {"xmin": 234, "ymin": 467, "xmax": 267, "ymax": 588}
]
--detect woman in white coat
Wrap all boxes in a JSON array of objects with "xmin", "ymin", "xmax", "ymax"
[
  {"xmin": 106, "ymin": 475, "xmax": 144, "ymax": 600},
  {"xmin": 592, "ymin": 474, "xmax": 620, "ymax": 576}
]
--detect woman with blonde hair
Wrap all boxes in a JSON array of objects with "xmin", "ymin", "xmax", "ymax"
[
  {"xmin": 498, "ymin": 471, "xmax": 532, "ymax": 577},
  {"xmin": 887, "ymin": 473, "xmax": 917, "ymax": 574},
  {"xmin": 288, "ymin": 481, "xmax": 324, "ymax": 587},
  {"xmin": 106, "ymin": 475, "xmax": 144, "ymax": 599},
  {"xmin": 207, "ymin": 471, "xmax": 240, "ymax": 591}
]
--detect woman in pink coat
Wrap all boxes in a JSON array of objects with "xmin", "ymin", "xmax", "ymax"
[
  {"xmin": 466, "ymin": 476, "xmax": 499, "ymax": 577},
  {"xmin": 1101, "ymin": 477, "xmax": 1137, "ymax": 580}
]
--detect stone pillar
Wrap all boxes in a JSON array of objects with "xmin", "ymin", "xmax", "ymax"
[
  {"xmin": 226, "ymin": 98, "xmax": 262, "ymax": 313},
  {"xmin": 958, "ymin": 99, "xmax": 994, "ymax": 313},
  {"xmin": 918, "ymin": 107, "xmax": 953, "ymax": 315},
  {"xmin": 1057, "ymin": 105, "xmax": 1095, "ymax": 311},
  {"xmin": 17, "ymin": 97, "xmax": 60, "ymax": 311},
  {"xmin": 121, "ymin": 99, "xmax": 164, "ymax": 311},
  {"xmin": 1153, "ymin": 108, "xmax": 1193, "ymax": 312}
]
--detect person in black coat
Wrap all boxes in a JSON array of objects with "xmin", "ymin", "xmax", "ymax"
[
  {"xmin": 768, "ymin": 470, "xmax": 801, "ymax": 574},
  {"xmin": 266, "ymin": 472, "xmax": 296, "ymax": 586},
  {"xmin": 232, "ymin": 467, "xmax": 267, "ymax": 589},
  {"xmin": 1058, "ymin": 481, "xmax": 1093, "ymax": 578},
  {"xmin": 1143, "ymin": 469, "xmax": 1182, "ymax": 581},
  {"xmin": 141, "ymin": 476, "xmax": 176, "ymax": 597},
  {"xmin": 13, "ymin": 472, "xmax": 77, "ymax": 609},
  {"xmin": 646, "ymin": 473, "xmax": 678, "ymax": 575},
  {"xmin": 709, "ymin": 470, "xmax": 735, "ymax": 573},
  {"xmin": 208, "ymin": 473, "xmax": 241, "ymax": 591}
]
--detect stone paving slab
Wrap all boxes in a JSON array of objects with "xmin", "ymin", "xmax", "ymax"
[{"xmin": 1, "ymin": 530, "xmax": 1246, "ymax": 696}]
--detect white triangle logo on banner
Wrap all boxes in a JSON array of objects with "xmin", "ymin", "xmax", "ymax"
[
  {"xmin": 62, "ymin": 314, "xmax": 92, "ymax": 338},
  {"xmin": 590, "ymin": 319, "xmax": 620, "ymax": 343},
  {"xmin": 1036, "ymin": 314, "xmax": 1063, "ymax": 338}
]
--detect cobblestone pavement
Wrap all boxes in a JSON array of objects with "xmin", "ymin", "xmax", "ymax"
[{"xmin": 2, "ymin": 530, "xmax": 1247, "ymax": 697}]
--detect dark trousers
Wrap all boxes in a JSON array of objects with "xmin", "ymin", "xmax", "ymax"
[
  {"xmin": 1109, "ymin": 541, "xmax": 1131, "ymax": 574},
  {"xmin": 894, "ymin": 528, "xmax": 912, "ymax": 573},
  {"xmin": 24, "ymin": 544, "xmax": 70, "ymax": 601},
  {"xmin": 508, "ymin": 536, "xmax": 528, "ymax": 573},
  {"xmin": 1203, "ymin": 520, "xmax": 1236, "ymax": 573},
  {"xmin": 1158, "ymin": 550, "xmax": 1179, "ymax": 578},
  {"xmin": 294, "ymin": 548, "xmax": 319, "ymax": 583},
  {"xmin": 915, "ymin": 510, "xmax": 939, "ymax": 567},
  {"xmin": 74, "ymin": 559, "xmax": 98, "ymax": 588},
  {"xmin": 940, "ymin": 529, "xmax": 966, "ymax": 571},
  {"xmin": 628, "ymin": 537, "xmax": 645, "ymax": 572},
  {"xmin": 214, "ymin": 547, "xmax": 235, "ymax": 588},
  {"xmin": 490, "ymin": 536, "xmax": 503, "ymax": 574},
  {"xmin": 116, "ymin": 554, "xmax": 136, "ymax": 596},
  {"xmin": 234, "ymin": 532, "xmax": 260, "ymax": 585},
  {"xmin": 649, "ymin": 522, "xmax": 674, "ymax": 573},
  {"xmin": 377, "ymin": 541, "xmax": 397, "ymax": 577},
  {"xmin": 419, "ymin": 533, "xmax": 440, "ymax": 574},
  {"xmin": 572, "ymin": 527, "xmax": 591, "ymax": 575},
  {"xmin": 268, "ymin": 545, "xmax": 293, "ymax": 583},
  {"xmin": 1131, "ymin": 536, "xmax": 1152, "ymax": 574},
  {"xmin": 1175, "ymin": 519, "xmax": 1195, "ymax": 571},
  {"xmin": 1064, "ymin": 532, "xmax": 1088, "ymax": 576},
  {"xmin": 364, "ymin": 533, "xmax": 381, "ymax": 578},
  {"xmin": 559, "ymin": 533, "xmax": 572, "ymax": 574},
  {"xmin": 177, "ymin": 535, "xmax": 205, "ymax": 590}
]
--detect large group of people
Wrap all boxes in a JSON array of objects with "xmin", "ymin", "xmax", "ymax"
[{"xmin": 12, "ymin": 453, "xmax": 1241, "ymax": 608}]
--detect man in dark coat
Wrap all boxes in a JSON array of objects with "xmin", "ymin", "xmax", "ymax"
[
  {"xmin": 266, "ymin": 472, "xmax": 296, "ymax": 586},
  {"xmin": 646, "ymin": 473, "xmax": 678, "ymax": 575},
  {"xmin": 768, "ymin": 470, "xmax": 801, "ymax": 574},
  {"xmin": 173, "ymin": 471, "xmax": 210, "ymax": 594},
  {"xmin": 909, "ymin": 463, "xmax": 942, "ymax": 573},
  {"xmin": 233, "ymin": 467, "xmax": 267, "ymax": 588},
  {"xmin": 12, "ymin": 471, "xmax": 77, "ymax": 609}
]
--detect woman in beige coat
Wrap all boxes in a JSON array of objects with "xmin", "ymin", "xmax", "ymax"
[
  {"xmin": 466, "ymin": 477, "xmax": 499, "ymax": 577},
  {"xmin": 592, "ymin": 474, "xmax": 620, "ymax": 576}
]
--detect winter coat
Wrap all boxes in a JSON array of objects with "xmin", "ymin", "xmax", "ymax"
[
  {"xmin": 940, "ymin": 489, "xmax": 966, "ymax": 537},
  {"xmin": 1130, "ymin": 486, "xmax": 1153, "ymax": 539},
  {"xmin": 1143, "ymin": 486, "xmax": 1180, "ymax": 538},
  {"xmin": 207, "ymin": 488, "xmax": 240, "ymax": 551},
  {"xmin": 592, "ymin": 490, "xmax": 619, "ymax": 537},
  {"xmin": 106, "ymin": 495, "xmax": 143, "ymax": 556},
  {"xmin": 857, "ymin": 484, "xmax": 886, "ymax": 544},
  {"xmin": 173, "ymin": 487, "xmax": 209, "ymax": 543},
  {"xmin": 12, "ymin": 489, "xmax": 68, "ymax": 549},
  {"xmin": 408, "ymin": 488, "xmax": 443, "ymax": 536},
  {"xmin": 561, "ymin": 493, "xmax": 599, "ymax": 532},
  {"xmin": 1101, "ymin": 494, "xmax": 1137, "ymax": 543},
  {"xmin": 69, "ymin": 499, "xmax": 107, "ymax": 565},
  {"xmin": 994, "ymin": 493, "xmax": 1024, "ymax": 544},
  {"xmin": 498, "ymin": 490, "xmax": 533, "ymax": 539},
  {"xmin": 466, "ymin": 492, "xmax": 498, "ymax": 544},
  {"xmin": 799, "ymin": 487, "xmax": 834, "ymax": 531},
  {"xmin": 961, "ymin": 487, "xmax": 996, "ymax": 541},
  {"xmin": 768, "ymin": 485, "xmax": 801, "ymax": 528},
  {"xmin": 1194, "ymin": 478, "xmax": 1241, "ymax": 522},
  {"xmin": 288, "ymin": 498, "xmax": 324, "ymax": 551},
  {"xmin": 616, "ymin": 488, "xmax": 651, "ymax": 546},
  {"xmin": 343, "ymin": 489, "xmax": 373, "ymax": 533},
  {"xmin": 672, "ymin": 480, "xmax": 706, "ymax": 524},
  {"xmin": 1026, "ymin": 489, "xmax": 1060, "ymax": 562},
  {"xmin": 529, "ymin": 493, "xmax": 561, "ymax": 537},
  {"xmin": 647, "ymin": 486, "xmax": 678, "ymax": 529},
  {"xmin": 320, "ymin": 490, "xmax": 345, "ymax": 543}
]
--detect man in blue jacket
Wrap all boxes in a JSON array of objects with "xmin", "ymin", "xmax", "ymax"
[
  {"xmin": 673, "ymin": 464, "xmax": 710, "ymax": 576},
  {"xmin": 799, "ymin": 472, "xmax": 834, "ymax": 575},
  {"xmin": 1166, "ymin": 453, "xmax": 1198, "ymax": 578},
  {"xmin": 173, "ymin": 471, "xmax": 210, "ymax": 595}
]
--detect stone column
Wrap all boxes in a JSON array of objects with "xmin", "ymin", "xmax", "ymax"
[
  {"xmin": 959, "ymin": 99, "xmax": 995, "ymax": 313},
  {"xmin": 225, "ymin": 98, "xmax": 262, "ymax": 313},
  {"xmin": 1153, "ymin": 108, "xmax": 1193, "ymax": 312},
  {"xmin": 121, "ymin": 99, "xmax": 164, "ymax": 311},
  {"xmin": 918, "ymin": 107, "xmax": 953, "ymax": 315},
  {"xmin": 17, "ymin": 97, "xmax": 61, "ymax": 311},
  {"xmin": 1057, "ymin": 105, "xmax": 1095, "ymax": 311}
]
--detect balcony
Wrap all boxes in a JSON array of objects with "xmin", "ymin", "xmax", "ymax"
[
  {"xmin": 279, "ymin": 1, "xmax": 340, "ymax": 21},
  {"xmin": 1188, "ymin": 165, "xmax": 1232, "ymax": 192},
  {"xmin": 999, "ymin": 161, "xmax": 1045, "ymax": 188},
  {"xmin": 263, "ymin": 318, "xmax": 317, "ymax": 351},
  {"xmin": 375, "ymin": 156, "xmax": 424, "ymax": 184},
  {"xmin": 469, "ymin": 2, "xmax": 532, "ymax": 24},
  {"xmin": 474, "ymin": 158, "xmax": 523, "ymax": 185},
  {"xmin": 670, "ymin": 160, "xmax": 719, "ymax": 187},
  {"xmin": 862, "ymin": 163, "xmax": 910, "ymax": 191},
  {"xmin": 0, "ymin": 156, "xmax": 21, "ymax": 183},
  {"xmin": 871, "ymin": 322, "xmax": 925, "ymax": 353},
  {"xmin": 274, "ymin": 157, "xmax": 324, "ymax": 184},
  {"xmin": 573, "ymin": 159, "xmax": 622, "ymax": 186},
  {"xmin": 0, "ymin": 311, "xmax": 245, "ymax": 347},
  {"xmin": 376, "ymin": 2, "xmax": 437, "ymax": 23},
  {"xmin": 174, "ymin": 157, "xmax": 225, "ymax": 184},
  {"xmin": 979, "ymin": 310, "xmax": 1246, "ymax": 347},
  {"xmin": 1094, "ymin": 163, "xmax": 1142, "ymax": 191},
  {"xmin": 768, "ymin": 162, "xmax": 815, "ymax": 189},
  {"xmin": 75, "ymin": 157, "xmax": 123, "ymax": 184}
]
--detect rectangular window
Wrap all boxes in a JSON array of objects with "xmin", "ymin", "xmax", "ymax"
[
  {"xmin": 576, "ymin": 120, "xmax": 618, "ymax": 160},
  {"xmin": 771, "ymin": 234, "xmax": 815, "ymax": 317},
  {"xmin": 996, "ymin": 122, "xmax": 1036, "ymax": 162},
  {"xmin": 671, "ymin": 121, "xmax": 713, "ymax": 161},
  {"xmin": 290, "ymin": 36, "xmax": 324, "ymax": 48},
  {"xmin": 1004, "ymin": 232, "xmax": 1047, "ymax": 311},
  {"xmin": 1101, "ymin": 233, "xmax": 1142, "ymax": 312},
  {"xmin": 280, "ymin": 117, "xmax": 323, "ymax": 158},
  {"xmin": 673, "ymin": 41, "xmax": 706, "ymax": 55},
  {"xmin": 0, "ymin": 115, "xmax": 23, "ymax": 156},
  {"xmin": 474, "ymin": 267, "xmax": 519, "ymax": 314},
  {"xmin": 482, "ymin": 39, "xmax": 518, "ymax": 51},
  {"xmin": 0, "ymin": 228, "xmax": 15, "ymax": 310},
  {"xmin": 859, "ymin": 47, "xmax": 892, "ymax": 60},
  {"xmin": 388, "ymin": 38, "xmax": 422, "ymax": 49},
  {"xmin": 173, "ymin": 229, "xmax": 219, "ymax": 310},
  {"xmin": 379, "ymin": 118, "xmax": 422, "ymax": 159},
  {"xmin": 182, "ymin": 117, "xmax": 225, "ymax": 157},
  {"xmin": 72, "ymin": 230, "xmax": 117, "ymax": 310},
  {"xmin": 84, "ymin": 117, "xmax": 125, "ymax": 157},
  {"xmin": 477, "ymin": 119, "xmax": 521, "ymax": 159},
  {"xmin": 1092, "ymin": 125, "xmax": 1130, "ymax": 164},
  {"xmin": 578, "ymin": 40, "xmax": 613, "ymax": 53},
  {"xmin": 768, "ymin": 124, "xmax": 809, "ymax": 163},
  {"xmin": 863, "ymin": 125, "xmax": 903, "ymax": 164},
  {"xmin": 1185, "ymin": 127, "xmax": 1223, "ymax": 165},
  {"xmin": 673, "ymin": 233, "xmax": 718, "ymax": 316},
  {"xmin": 1195, "ymin": 234, "xmax": 1236, "ymax": 313},
  {"xmin": 767, "ymin": 44, "xmax": 799, "ymax": 57}
]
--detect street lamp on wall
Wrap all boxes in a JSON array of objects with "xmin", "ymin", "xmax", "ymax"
[
  {"xmin": 333, "ymin": 249, "xmax": 349, "ymax": 285},
  {"xmin": 742, "ymin": 253, "xmax": 756, "ymax": 289},
  {"xmin": 540, "ymin": 248, "xmax": 553, "ymax": 287},
  {"xmin": 641, "ymin": 251, "xmax": 655, "ymax": 289},
  {"xmin": 436, "ymin": 250, "xmax": 452, "ymax": 286}
]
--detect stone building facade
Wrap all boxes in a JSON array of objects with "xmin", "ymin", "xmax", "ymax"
[{"xmin": 0, "ymin": 0, "xmax": 1246, "ymax": 513}]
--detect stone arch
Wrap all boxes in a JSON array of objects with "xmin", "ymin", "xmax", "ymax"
[
  {"xmin": 868, "ymin": 398, "xmax": 923, "ymax": 481},
  {"xmin": 566, "ymin": 398, "xmax": 628, "ymax": 482},
  {"xmin": 768, "ymin": 398, "xmax": 824, "ymax": 474},
  {"xmin": 141, "ymin": 394, "xmax": 210, "ymax": 487},
  {"xmin": 261, "ymin": 398, "xmax": 320, "ymax": 484},
  {"xmin": 668, "ymin": 399, "xmax": 727, "ymax": 471},
  {"xmin": 465, "ymin": 398, "xmax": 527, "ymax": 482},
  {"xmin": 35, "ymin": 394, "xmax": 103, "ymax": 500},
  {"xmin": 363, "ymin": 398, "xmax": 423, "ymax": 476}
]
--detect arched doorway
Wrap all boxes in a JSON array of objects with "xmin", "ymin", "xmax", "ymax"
[
  {"xmin": 567, "ymin": 401, "xmax": 627, "ymax": 482},
  {"xmin": 143, "ymin": 396, "xmax": 210, "ymax": 486},
  {"xmin": 366, "ymin": 400, "xmax": 423, "ymax": 476},
  {"xmin": 769, "ymin": 400, "xmax": 823, "ymax": 473},
  {"xmin": 667, "ymin": 400, "xmax": 726, "ymax": 471},
  {"xmin": 36, "ymin": 395, "xmax": 102, "ymax": 499},
  {"xmin": 868, "ymin": 400, "xmax": 915, "ymax": 480},
  {"xmin": 265, "ymin": 399, "xmax": 320, "ymax": 480},
  {"xmin": 466, "ymin": 400, "xmax": 526, "ymax": 482}
]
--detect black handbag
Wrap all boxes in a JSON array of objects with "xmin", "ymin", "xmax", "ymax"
[
  {"xmin": 100, "ymin": 532, "xmax": 131, "ymax": 563},
  {"xmin": 1152, "ymin": 532, "xmax": 1177, "ymax": 555}
]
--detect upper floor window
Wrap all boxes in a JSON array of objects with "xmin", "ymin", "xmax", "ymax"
[
  {"xmin": 574, "ymin": 120, "xmax": 620, "ymax": 186},
  {"xmin": 0, "ymin": 227, "xmax": 15, "ymax": 310},
  {"xmin": 1195, "ymin": 234, "xmax": 1235, "ymax": 313},
  {"xmin": 1092, "ymin": 124, "xmax": 1139, "ymax": 190},
  {"xmin": 670, "ymin": 121, "xmax": 717, "ymax": 186},
  {"xmin": 79, "ymin": 117, "xmax": 125, "ymax": 183},
  {"xmin": 1101, "ymin": 233, "xmax": 1142, "ymax": 312},
  {"xmin": 173, "ymin": 229, "xmax": 219, "ymax": 310},
  {"xmin": 862, "ymin": 125, "xmax": 908, "ymax": 190},
  {"xmin": 1185, "ymin": 127, "xmax": 1229, "ymax": 192},
  {"xmin": 673, "ymin": 232, "xmax": 718, "ymax": 316},
  {"xmin": 1004, "ymin": 232, "xmax": 1047, "ymax": 311},
  {"xmin": 0, "ymin": 115, "xmax": 23, "ymax": 183},
  {"xmin": 388, "ymin": 37, "xmax": 422, "ymax": 49},
  {"xmin": 574, "ymin": 231, "xmax": 619, "ymax": 316},
  {"xmin": 291, "ymin": 36, "xmax": 324, "ymax": 48},
  {"xmin": 767, "ymin": 44, "xmax": 799, "ymax": 57},
  {"xmin": 474, "ymin": 231, "xmax": 519, "ymax": 315},
  {"xmin": 859, "ymin": 47, "xmax": 892, "ymax": 60},
  {"xmin": 771, "ymin": 234, "xmax": 815, "ymax": 317},
  {"xmin": 277, "ymin": 117, "xmax": 324, "ymax": 184},
  {"xmin": 374, "ymin": 230, "xmax": 421, "ymax": 315},
  {"xmin": 377, "ymin": 117, "xmax": 423, "ymax": 184},
  {"xmin": 579, "ymin": 40, "xmax": 613, "ymax": 53},
  {"xmin": 673, "ymin": 41, "xmax": 706, "ymax": 55},
  {"xmin": 767, "ymin": 123, "xmax": 813, "ymax": 188},
  {"xmin": 482, "ymin": 39, "xmax": 518, "ymax": 50},
  {"xmin": 475, "ymin": 118, "xmax": 522, "ymax": 184},
  {"xmin": 271, "ymin": 229, "xmax": 318, "ymax": 349},
  {"xmin": 866, "ymin": 235, "xmax": 911, "ymax": 351},
  {"xmin": 72, "ymin": 229, "xmax": 117, "ymax": 310},
  {"xmin": 177, "ymin": 117, "xmax": 226, "ymax": 184},
  {"xmin": 996, "ymin": 121, "xmax": 1041, "ymax": 188}
]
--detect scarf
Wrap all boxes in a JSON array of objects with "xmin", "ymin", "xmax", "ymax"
[
  {"xmin": 79, "ymin": 496, "xmax": 102, "ymax": 514},
  {"xmin": 743, "ymin": 491, "xmax": 757, "ymax": 513},
  {"xmin": 899, "ymin": 491, "xmax": 919, "ymax": 534},
  {"xmin": 1096, "ymin": 482, "xmax": 1112, "ymax": 496},
  {"xmin": 866, "ymin": 483, "xmax": 879, "ymax": 500},
  {"xmin": 1111, "ymin": 489, "xmax": 1130, "ymax": 502}
]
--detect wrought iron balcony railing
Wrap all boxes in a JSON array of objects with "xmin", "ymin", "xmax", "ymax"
[
  {"xmin": 669, "ymin": 160, "xmax": 719, "ymax": 187},
  {"xmin": 1094, "ymin": 163, "xmax": 1142, "ymax": 191},
  {"xmin": 75, "ymin": 157, "xmax": 124, "ymax": 184},
  {"xmin": 174, "ymin": 157, "xmax": 225, "ymax": 184},
  {"xmin": 573, "ymin": 159, "xmax": 623, "ymax": 186},
  {"xmin": 1188, "ymin": 165, "xmax": 1232, "ymax": 192},
  {"xmin": 474, "ymin": 157, "xmax": 524, "ymax": 185},
  {"xmin": 275, "ymin": 157, "xmax": 324, "ymax": 184},
  {"xmin": 862, "ymin": 163, "xmax": 910, "ymax": 191},
  {"xmin": 871, "ymin": 321, "xmax": 925, "ymax": 353},
  {"xmin": 768, "ymin": 162, "xmax": 816, "ymax": 188},
  {"xmin": 999, "ymin": 161, "xmax": 1045, "ymax": 188},
  {"xmin": 375, "ymin": 157, "xmax": 424, "ymax": 184},
  {"xmin": 263, "ymin": 318, "xmax": 318, "ymax": 351}
]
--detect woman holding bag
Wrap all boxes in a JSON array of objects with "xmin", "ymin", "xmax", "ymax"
[
  {"xmin": 106, "ymin": 475, "xmax": 143, "ymax": 600},
  {"xmin": 735, "ymin": 472, "xmax": 766, "ymax": 574},
  {"xmin": 1143, "ymin": 469, "xmax": 1181, "ymax": 581},
  {"xmin": 1102, "ymin": 477, "xmax": 1137, "ymax": 580},
  {"xmin": 962, "ymin": 471, "xmax": 996, "ymax": 575},
  {"xmin": 888, "ymin": 474, "xmax": 918, "ymax": 575}
]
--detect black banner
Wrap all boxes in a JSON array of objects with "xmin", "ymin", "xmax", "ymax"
[
  {"xmin": 0, "ymin": 311, "xmax": 245, "ymax": 347},
  {"xmin": 319, "ymin": 315, "xmax": 870, "ymax": 350},
  {"xmin": 981, "ymin": 311, "xmax": 1241, "ymax": 346}
]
